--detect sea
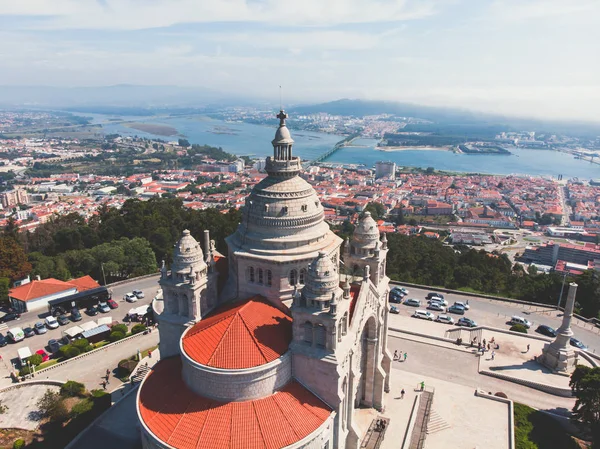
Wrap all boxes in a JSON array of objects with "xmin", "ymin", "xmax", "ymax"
[{"xmin": 85, "ymin": 113, "xmax": 600, "ymax": 180}]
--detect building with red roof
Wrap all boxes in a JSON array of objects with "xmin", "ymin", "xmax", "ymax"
[
  {"xmin": 8, "ymin": 275, "xmax": 101, "ymax": 312},
  {"xmin": 139, "ymin": 111, "xmax": 392, "ymax": 449}
]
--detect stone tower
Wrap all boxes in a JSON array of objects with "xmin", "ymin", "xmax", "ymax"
[
  {"xmin": 539, "ymin": 282, "xmax": 579, "ymax": 373},
  {"xmin": 157, "ymin": 229, "xmax": 218, "ymax": 357},
  {"xmin": 343, "ymin": 212, "xmax": 388, "ymax": 287},
  {"xmin": 224, "ymin": 110, "xmax": 342, "ymax": 305}
]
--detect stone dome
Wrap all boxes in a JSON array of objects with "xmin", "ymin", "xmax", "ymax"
[
  {"xmin": 171, "ymin": 230, "xmax": 206, "ymax": 274},
  {"xmin": 302, "ymin": 251, "xmax": 341, "ymax": 304},
  {"xmin": 352, "ymin": 212, "xmax": 380, "ymax": 249},
  {"xmin": 272, "ymin": 123, "xmax": 294, "ymax": 145}
]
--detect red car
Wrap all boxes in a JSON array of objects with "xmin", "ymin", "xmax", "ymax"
[
  {"xmin": 107, "ymin": 299, "xmax": 119, "ymax": 309},
  {"xmin": 36, "ymin": 349, "xmax": 50, "ymax": 362}
]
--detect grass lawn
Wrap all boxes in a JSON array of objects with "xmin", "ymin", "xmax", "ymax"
[{"xmin": 514, "ymin": 403, "xmax": 580, "ymax": 449}]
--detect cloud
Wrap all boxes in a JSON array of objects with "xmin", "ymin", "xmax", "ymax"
[
  {"xmin": 487, "ymin": 0, "xmax": 599, "ymax": 21},
  {"xmin": 0, "ymin": 0, "xmax": 438, "ymax": 30}
]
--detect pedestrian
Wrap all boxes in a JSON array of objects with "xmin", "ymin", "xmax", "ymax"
[
  {"xmin": 483, "ymin": 338, "xmax": 486, "ymax": 347},
  {"xmin": 403, "ymin": 352, "xmax": 407, "ymax": 362},
  {"xmin": 491, "ymin": 351, "xmax": 496, "ymax": 360},
  {"xmin": 420, "ymin": 381, "xmax": 425, "ymax": 391},
  {"xmin": 487, "ymin": 343, "xmax": 491, "ymax": 351},
  {"xmin": 478, "ymin": 342, "xmax": 482, "ymax": 351},
  {"xmin": 466, "ymin": 299, "xmax": 469, "ymax": 306},
  {"xmin": 102, "ymin": 381, "xmax": 107, "ymax": 390},
  {"xmin": 394, "ymin": 350, "xmax": 398, "ymax": 361},
  {"xmin": 401, "ymin": 388, "xmax": 405, "ymax": 399},
  {"xmin": 148, "ymin": 350, "xmax": 152, "ymax": 358},
  {"xmin": 526, "ymin": 344, "xmax": 530, "ymax": 353}
]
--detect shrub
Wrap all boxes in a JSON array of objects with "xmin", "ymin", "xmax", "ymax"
[
  {"xmin": 70, "ymin": 398, "xmax": 94, "ymax": 418},
  {"xmin": 72, "ymin": 338, "xmax": 89, "ymax": 351},
  {"xmin": 510, "ymin": 324, "xmax": 528, "ymax": 334},
  {"xmin": 91, "ymin": 389, "xmax": 109, "ymax": 398},
  {"xmin": 28, "ymin": 354, "xmax": 43, "ymax": 366},
  {"xmin": 84, "ymin": 344, "xmax": 94, "ymax": 352},
  {"xmin": 131, "ymin": 324, "xmax": 147, "ymax": 335},
  {"xmin": 37, "ymin": 390, "xmax": 68, "ymax": 422},
  {"xmin": 19, "ymin": 366, "xmax": 32, "ymax": 376},
  {"xmin": 117, "ymin": 359, "xmax": 138, "ymax": 378},
  {"xmin": 60, "ymin": 380, "xmax": 85, "ymax": 397},
  {"xmin": 59, "ymin": 344, "xmax": 82, "ymax": 359},
  {"xmin": 13, "ymin": 439, "xmax": 25, "ymax": 449},
  {"xmin": 110, "ymin": 331, "xmax": 125, "ymax": 342},
  {"xmin": 91, "ymin": 389, "xmax": 111, "ymax": 410},
  {"xmin": 111, "ymin": 324, "xmax": 128, "ymax": 334}
]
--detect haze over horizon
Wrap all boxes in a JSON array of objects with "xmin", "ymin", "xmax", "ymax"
[{"xmin": 1, "ymin": 0, "xmax": 599, "ymax": 122}]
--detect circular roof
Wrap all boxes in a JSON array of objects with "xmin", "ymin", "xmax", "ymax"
[
  {"xmin": 302, "ymin": 252, "xmax": 340, "ymax": 303},
  {"xmin": 272, "ymin": 124, "xmax": 294, "ymax": 145},
  {"xmin": 171, "ymin": 230, "xmax": 205, "ymax": 273},
  {"xmin": 181, "ymin": 296, "xmax": 292, "ymax": 369},
  {"xmin": 352, "ymin": 212, "xmax": 380, "ymax": 248}
]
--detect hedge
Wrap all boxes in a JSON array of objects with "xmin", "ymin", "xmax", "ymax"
[
  {"xmin": 110, "ymin": 331, "xmax": 125, "ymax": 342},
  {"xmin": 131, "ymin": 324, "xmax": 147, "ymax": 335},
  {"xmin": 61, "ymin": 380, "xmax": 86, "ymax": 398},
  {"xmin": 510, "ymin": 324, "xmax": 528, "ymax": 334},
  {"xmin": 28, "ymin": 353, "xmax": 43, "ymax": 366},
  {"xmin": 70, "ymin": 398, "xmax": 94, "ymax": 418},
  {"xmin": 111, "ymin": 324, "xmax": 128, "ymax": 334},
  {"xmin": 13, "ymin": 439, "xmax": 25, "ymax": 449}
]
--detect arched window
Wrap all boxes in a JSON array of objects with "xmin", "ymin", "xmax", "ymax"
[
  {"xmin": 289, "ymin": 269, "xmax": 297, "ymax": 286},
  {"xmin": 299, "ymin": 268, "xmax": 306, "ymax": 284},
  {"xmin": 303, "ymin": 321, "xmax": 313, "ymax": 344},
  {"xmin": 249, "ymin": 267, "xmax": 255, "ymax": 283},
  {"xmin": 315, "ymin": 324, "xmax": 326, "ymax": 348},
  {"xmin": 301, "ymin": 204, "xmax": 308, "ymax": 212},
  {"xmin": 342, "ymin": 312, "xmax": 348, "ymax": 336},
  {"xmin": 258, "ymin": 268, "xmax": 263, "ymax": 284},
  {"xmin": 266, "ymin": 270, "xmax": 272, "ymax": 286}
]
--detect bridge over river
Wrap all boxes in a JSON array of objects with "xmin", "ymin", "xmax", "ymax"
[{"xmin": 303, "ymin": 133, "xmax": 361, "ymax": 168}]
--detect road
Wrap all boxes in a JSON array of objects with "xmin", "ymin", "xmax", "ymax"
[
  {"xmin": 388, "ymin": 335, "xmax": 575, "ymax": 414},
  {"xmin": 0, "ymin": 275, "xmax": 161, "ymax": 370},
  {"xmin": 389, "ymin": 284, "xmax": 600, "ymax": 353}
]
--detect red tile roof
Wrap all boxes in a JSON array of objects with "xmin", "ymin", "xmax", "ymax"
[
  {"xmin": 182, "ymin": 296, "xmax": 292, "ymax": 369},
  {"xmin": 9, "ymin": 275, "xmax": 101, "ymax": 302},
  {"xmin": 139, "ymin": 358, "xmax": 332, "ymax": 449}
]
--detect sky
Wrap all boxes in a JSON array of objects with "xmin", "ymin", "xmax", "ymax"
[{"xmin": 0, "ymin": 0, "xmax": 599, "ymax": 121}]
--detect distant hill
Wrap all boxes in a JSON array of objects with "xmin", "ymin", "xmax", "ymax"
[{"xmin": 290, "ymin": 99, "xmax": 600, "ymax": 138}]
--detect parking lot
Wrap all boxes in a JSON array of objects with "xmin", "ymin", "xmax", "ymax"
[
  {"xmin": 0, "ymin": 275, "xmax": 160, "ymax": 370},
  {"xmin": 388, "ymin": 283, "xmax": 600, "ymax": 353}
]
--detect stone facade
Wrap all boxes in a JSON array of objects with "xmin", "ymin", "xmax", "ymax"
[{"xmin": 143, "ymin": 111, "xmax": 391, "ymax": 449}]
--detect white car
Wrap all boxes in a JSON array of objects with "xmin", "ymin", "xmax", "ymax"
[
  {"xmin": 124, "ymin": 293, "xmax": 138, "ymax": 303},
  {"xmin": 454, "ymin": 301, "xmax": 470, "ymax": 310},
  {"xmin": 98, "ymin": 302, "xmax": 110, "ymax": 313},
  {"xmin": 133, "ymin": 290, "xmax": 145, "ymax": 299},
  {"xmin": 44, "ymin": 316, "xmax": 59, "ymax": 329},
  {"xmin": 412, "ymin": 310, "xmax": 434, "ymax": 321},
  {"xmin": 510, "ymin": 315, "xmax": 531, "ymax": 328},
  {"xmin": 427, "ymin": 302, "xmax": 445, "ymax": 312},
  {"xmin": 435, "ymin": 314, "xmax": 455, "ymax": 325},
  {"xmin": 429, "ymin": 298, "xmax": 448, "ymax": 307}
]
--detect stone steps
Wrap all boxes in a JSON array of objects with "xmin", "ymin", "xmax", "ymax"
[
  {"xmin": 131, "ymin": 363, "xmax": 151, "ymax": 384},
  {"xmin": 426, "ymin": 410, "xmax": 451, "ymax": 434}
]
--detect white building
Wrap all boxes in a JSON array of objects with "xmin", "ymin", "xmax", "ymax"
[
  {"xmin": 137, "ymin": 111, "xmax": 392, "ymax": 449},
  {"xmin": 375, "ymin": 161, "xmax": 396, "ymax": 179}
]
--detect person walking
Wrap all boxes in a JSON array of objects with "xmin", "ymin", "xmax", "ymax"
[
  {"xmin": 102, "ymin": 381, "xmax": 107, "ymax": 390},
  {"xmin": 526, "ymin": 344, "xmax": 530, "ymax": 353},
  {"xmin": 401, "ymin": 388, "xmax": 405, "ymax": 399},
  {"xmin": 491, "ymin": 351, "xmax": 496, "ymax": 360},
  {"xmin": 403, "ymin": 352, "xmax": 407, "ymax": 362},
  {"xmin": 420, "ymin": 381, "xmax": 425, "ymax": 391},
  {"xmin": 394, "ymin": 350, "xmax": 399, "ymax": 361}
]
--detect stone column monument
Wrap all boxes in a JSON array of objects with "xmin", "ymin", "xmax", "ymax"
[{"xmin": 539, "ymin": 282, "xmax": 579, "ymax": 373}]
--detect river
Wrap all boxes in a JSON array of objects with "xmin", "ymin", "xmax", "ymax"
[{"xmin": 84, "ymin": 113, "xmax": 600, "ymax": 179}]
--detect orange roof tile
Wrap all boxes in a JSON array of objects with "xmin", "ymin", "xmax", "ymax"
[
  {"xmin": 9, "ymin": 275, "xmax": 101, "ymax": 302},
  {"xmin": 182, "ymin": 296, "xmax": 292, "ymax": 369},
  {"xmin": 138, "ymin": 358, "xmax": 332, "ymax": 449}
]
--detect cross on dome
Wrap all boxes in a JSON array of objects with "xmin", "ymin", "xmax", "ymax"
[{"xmin": 277, "ymin": 110, "xmax": 288, "ymax": 126}]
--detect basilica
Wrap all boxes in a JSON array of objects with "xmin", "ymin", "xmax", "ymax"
[{"xmin": 137, "ymin": 111, "xmax": 392, "ymax": 449}]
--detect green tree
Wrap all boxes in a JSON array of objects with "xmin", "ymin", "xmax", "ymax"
[
  {"xmin": 178, "ymin": 138, "xmax": 190, "ymax": 147},
  {"xmin": 37, "ymin": 390, "xmax": 68, "ymax": 422},
  {"xmin": 0, "ymin": 278, "xmax": 9, "ymax": 306},
  {"xmin": 363, "ymin": 202, "xmax": 386, "ymax": 220},
  {"xmin": 570, "ymin": 366, "xmax": 600, "ymax": 445},
  {"xmin": 0, "ymin": 236, "xmax": 31, "ymax": 282}
]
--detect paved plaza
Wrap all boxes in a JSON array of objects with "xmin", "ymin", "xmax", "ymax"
[{"xmin": 0, "ymin": 384, "xmax": 60, "ymax": 431}]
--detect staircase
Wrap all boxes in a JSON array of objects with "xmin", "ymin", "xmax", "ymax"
[
  {"xmin": 426, "ymin": 410, "xmax": 450, "ymax": 434},
  {"xmin": 130, "ymin": 363, "xmax": 152, "ymax": 384}
]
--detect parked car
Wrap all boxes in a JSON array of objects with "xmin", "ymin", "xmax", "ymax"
[
  {"xmin": 388, "ymin": 293, "xmax": 403, "ymax": 304},
  {"xmin": 36, "ymin": 349, "xmax": 50, "ymax": 362},
  {"xmin": 391, "ymin": 287, "xmax": 408, "ymax": 296},
  {"xmin": 98, "ymin": 302, "xmax": 110, "ymax": 313},
  {"xmin": 435, "ymin": 314, "xmax": 455, "ymax": 325},
  {"xmin": 389, "ymin": 306, "xmax": 400, "ymax": 314},
  {"xmin": 107, "ymin": 299, "xmax": 119, "ymax": 309},
  {"xmin": 34, "ymin": 322, "xmax": 47, "ymax": 335},
  {"xmin": 7, "ymin": 327, "xmax": 24, "ymax": 342},
  {"xmin": 427, "ymin": 302, "xmax": 445, "ymax": 312},
  {"xmin": 0, "ymin": 312, "xmax": 21, "ymax": 324},
  {"xmin": 86, "ymin": 305, "xmax": 98, "ymax": 316},
  {"xmin": 71, "ymin": 308, "xmax": 82, "ymax": 322},
  {"xmin": 48, "ymin": 337, "xmax": 68, "ymax": 353},
  {"xmin": 535, "ymin": 325, "xmax": 556, "ymax": 338},
  {"xmin": 404, "ymin": 298, "xmax": 421, "ymax": 307},
  {"xmin": 0, "ymin": 333, "xmax": 7, "ymax": 347},
  {"xmin": 453, "ymin": 301, "xmax": 470, "ymax": 310},
  {"xmin": 426, "ymin": 292, "xmax": 444, "ymax": 300},
  {"xmin": 448, "ymin": 304, "xmax": 466, "ymax": 315},
  {"xmin": 412, "ymin": 310, "xmax": 434, "ymax": 321},
  {"xmin": 124, "ymin": 293, "xmax": 138, "ymax": 303},
  {"xmin": 510, "ymin": 316, "xmax": 532, "ymax": 329},
  {"xmin": 45, "ymin": 316, "xmax": 59, "ymax": 329},
  {"xmin": 456, "ymin": 317, "xmax": 477, "ymax": 328},
  {"xmin": 133, "ymin": 290, "xmax": 145, "ymax": 299},
  {"xmin": 23, "ymin": 327, "xmax": 35, "ymax": 338},
  {"xmin": 57, "ymin": 315, "xmax": 70, "ymax": 326},
  {"xmin": 429, "ymin": 298, "xmax": 448, "ymax": 307},
  {"xmin": 570, "ymin": 338, "xmax": 587, "ymax": 350}
]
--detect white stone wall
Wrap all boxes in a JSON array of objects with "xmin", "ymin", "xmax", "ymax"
[{"xmin": 181, "ymin": 349, "xmax": 292, "ymax": 402}]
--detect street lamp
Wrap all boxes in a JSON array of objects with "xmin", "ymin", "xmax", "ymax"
[{"xmin": 557, "ymin": 272, "xmax": 567, "ymax": 309}]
